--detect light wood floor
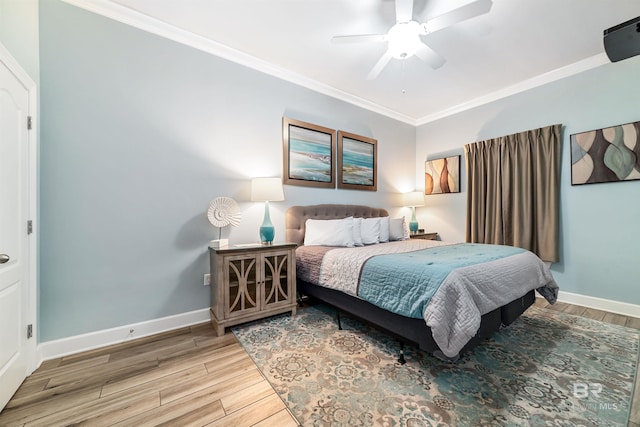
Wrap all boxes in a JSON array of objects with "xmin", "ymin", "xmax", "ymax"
[
  {"xmin": 0, "ymin": 324, "xmax": 299, "ymax": 427},
  {"xmin": 0, "ymin": 299, "xmax": 638, "ymax": 427}
]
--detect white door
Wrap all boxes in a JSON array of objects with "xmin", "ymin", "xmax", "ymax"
[{"xmin": 0, "ymin": 47, "xmax": 34, "ymax": 410}]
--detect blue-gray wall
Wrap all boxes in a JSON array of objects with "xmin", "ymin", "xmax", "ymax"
[
  {"xmin": 416, "ymin": 56, "xmax": 640, "ymax": 305},
  {"xmin": 0, "ymin": 0, "xmax": 39, "ymax": 82},
  {"xmin": 38, "ymin": 0, "xmax": 416, "ymax": 341},
  {"xmin": 30, "ymin": 0, "xmax": 640, "ymax": 342}
]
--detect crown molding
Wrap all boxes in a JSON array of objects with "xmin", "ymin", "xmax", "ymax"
[
  {"xmin": 61, "ymin": 0, "xmax": 609, "ymax": 128},
  {"xmin": 61, "ymin": 0, "xmax": 417, "ymax": 125},
  {"xmin": 415, "ymin": 53, "xmax": 610, "ymax": 126}
]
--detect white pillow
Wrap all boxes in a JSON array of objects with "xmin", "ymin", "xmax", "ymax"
[
  {"xmin": 360, "ymin": 217, "xmax": 380, "ymax": 245},
  {"xmin": 352, "ymin": 217, "xmax": 364, "ymax": 246},
  {"xmin": 389, "ymin": 217, "xmax": 408, "ymax": 241},
  {"xmin": 378, "ymin": 216, "xmax": 390, "ymax": 243},
  {"xmin": 304, "ymin": 217, "xmax": 355, "ymax": 247},
  {"xmin": 403, "ymin": 217, "xmax": 410, "ymax": 240}
]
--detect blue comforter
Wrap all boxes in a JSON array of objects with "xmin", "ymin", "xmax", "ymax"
[{"xmin": 357, "ymin": 243, "xmax": 526, "ymax": 318}]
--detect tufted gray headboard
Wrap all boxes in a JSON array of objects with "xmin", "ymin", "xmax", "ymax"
[{"xmin": 285, "ymin": 204, "xmax": 389, "ymax": 246}]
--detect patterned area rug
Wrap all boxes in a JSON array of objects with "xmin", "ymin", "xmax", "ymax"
[{"xmin": 232, "ymin": 304, "xmax": 639, "ymax": 426}]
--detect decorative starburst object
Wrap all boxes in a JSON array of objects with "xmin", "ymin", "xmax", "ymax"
[{"xmin": 207, "ymin": 197, "xmax": 241, "ymax": 246}]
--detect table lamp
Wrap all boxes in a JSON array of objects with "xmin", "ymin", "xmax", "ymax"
[
  {"xmin": 403, "ymin": 191, "xmax": 424, "ymax": 234},
  {"xmin": 251, "ymin": 177, "xmax": 285, "ymax": 245}
]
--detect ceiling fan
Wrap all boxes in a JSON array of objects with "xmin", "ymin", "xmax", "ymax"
[{"xmin": 332, "ymin": 0, "xmax": 493, "ymax": 79}]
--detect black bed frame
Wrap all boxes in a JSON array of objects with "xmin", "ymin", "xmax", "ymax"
[
  {"xmin": 298, "ymin": 279, "xmax": 534, "ymax": 357},
  {"xmin": 286, "ymin": 204, "xmax": 536, "ymax": 360}
]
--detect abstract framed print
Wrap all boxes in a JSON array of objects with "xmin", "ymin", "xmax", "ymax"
[
  {"xmin": 283, "ymin": 117, "xmax": 336, "ymax": 188},
  {"xmin": 425, "ymin": 155, "xmax": 460, "ymax": 194},
  {"xmin": 337, "ymin": 131, "xmax": 377, "ymax": 191},
  {"xmin": 571, "ymin": 121, "xmax": 640, "ymax": 185}
]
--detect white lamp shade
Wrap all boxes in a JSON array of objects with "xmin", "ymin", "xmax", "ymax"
[
  {"xmin": 403, "ymin": 191, "xmax": 424, "ymax": 207},
  {"xmin": 251, "ymin": 177, "xmax": 284, "ymax": 202}
]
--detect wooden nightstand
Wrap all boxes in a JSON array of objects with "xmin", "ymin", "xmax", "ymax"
[
  {"xmin": 410, "ymin": 232, "xmax": 438, "ymax": 240},
  {"xmin": 209, "ymin": 242, "xmax": 297, "ymax": 336}
]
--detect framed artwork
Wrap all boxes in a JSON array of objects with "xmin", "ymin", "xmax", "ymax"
[
  {"xmin": 570, "ymin": 120, "xmax": 640, "ymax": 185},
  {"xmin": 425, "ymin": 155, "xmax": 460, "ymax": 194},
  {"xmin": 337, "ymin": 131, "xmax": 377, "ymax": 191},
  {"xmin": 282, "ymin": 117, "xmax": 336, "ymax": 188}
]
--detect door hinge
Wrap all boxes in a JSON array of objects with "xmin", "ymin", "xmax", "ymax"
[
  {"xmin": 27, "ymin": 220, "xmax": 33, "ymax": 235},
  {"xmin": 27, "ymin": 116, "xmax": 32, "ymax": 130},
  {"xmin": 27, "ymin": 324, "xmax": 33, "ymax": 339}
]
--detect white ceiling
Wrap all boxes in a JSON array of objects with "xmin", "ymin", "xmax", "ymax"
[{"xmin": 67, "ymin": 0, "xmax": 640, "ymax": 125}]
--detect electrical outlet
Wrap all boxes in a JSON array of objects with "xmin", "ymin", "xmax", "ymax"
[{"xmin": 204, "ymin": 273, "xmax": 211, "ymax": 286}]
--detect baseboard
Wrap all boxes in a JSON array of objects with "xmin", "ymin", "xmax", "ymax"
[
  {"xmin": 37, "ymin": 308, "xmax": 211, "ymax": 363},
  {"xmin": 538, "ymin": 290, "xmax": 640, "ymax": 319},
  {"xmin": 35, "ymin": 292, "xmax": 639, "ymax": 364}
]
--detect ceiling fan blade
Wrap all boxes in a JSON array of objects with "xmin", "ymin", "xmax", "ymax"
[
  {"xmin": 331, "ymin": 34, "xmax": 388, "ymax": 44},
  {"xmin": 415, "ymin": 43, "xmax": 446, "ymax": 69},
  {"xmin": 366, "ymin": 51, "xmax": 394, "ymax": 80},
  {"xmin": 331, "ymin": 34, "xmax": 388, "ymax": 43},
  {"xmin": 423, "ymin": 0, "xmax": 492, "ymax": 33},
  {"xmin": 395, "ymin": 0, "xmax": 414, "ymax": 22}
]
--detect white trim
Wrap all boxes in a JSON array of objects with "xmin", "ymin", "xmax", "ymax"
[
  {"xmin": 538, "ymin": 290, "xmax": 640, "ymax": 319},
  {"xmin": 34, "ymin": 292, "xmax": 639, "ymax": 362},
  {"xmin": 0, "ymin": 42, "xmax": 39, "ymax": 376},
  {"xmin": 60, "ymin": 0, "xmax": 416, "ymax": 125},
  {"xmin": 60, "ymin": 0, "xmax": 611, "ymax": 127},
  {"xmin": 37, "ymin": 308, "xmax": 211, "ymax": 362},
  {"xmin": 415, "ymin": 54, "xmax": 610, "ymax": 125}
]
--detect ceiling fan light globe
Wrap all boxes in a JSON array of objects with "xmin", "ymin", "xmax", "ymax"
[{"xmin": 388, "ymin": 21, "xmax": 421, "ymax": 59}]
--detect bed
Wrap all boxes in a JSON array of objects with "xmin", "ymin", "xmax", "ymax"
[{"xmin": 286, "ymin": 204, "xmax": 559, "ymax": 361}]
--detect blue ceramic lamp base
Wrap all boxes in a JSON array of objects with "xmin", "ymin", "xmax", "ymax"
[
  {"xmin": 409, "ymin": 206, "xmax": 419, "ymax": 234},
  {"xmin": 260, "ymin": 201, "xmax": 275, "ymax": 245},
  {"xmin": 259, "ymin": 226, "xmax": 274, "ymax": 245}
]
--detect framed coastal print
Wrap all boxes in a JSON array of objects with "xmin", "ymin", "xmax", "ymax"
[
  {"xmin": 424, "ymin": 155, "xmax": 460, "ymax": 194},
  {"xmin": 570, "ymin": 120, "xmax": 640, "ymax": 185},
  {"xmin": 282, "ymin": 117, "xmax": 336, "ymax": 188},
  {"xmin": 337, "ymin": 131, "xmax": 377, "ymax": 191}
]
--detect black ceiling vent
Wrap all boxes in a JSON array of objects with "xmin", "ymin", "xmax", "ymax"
[{"xmin": 604, "ymin": 16, "xmax": 640, "ymax": 62}]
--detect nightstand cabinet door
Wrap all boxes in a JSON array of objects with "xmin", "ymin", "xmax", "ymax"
[
  {"xmin": 224, "ymin": 254, "xmax": 260, "ymax": 319},
  {"xmin": 262, "ymin": 250, "xmax": 294, "ymax": 309},
  {"xmin": 209, "ymin": 243, "xmax": 297, "ymax": 336}
]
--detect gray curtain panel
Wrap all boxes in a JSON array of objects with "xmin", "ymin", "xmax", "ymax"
[{"xmin": 464, "ymin": 124, "xmax": 561, "ymax": 262}]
